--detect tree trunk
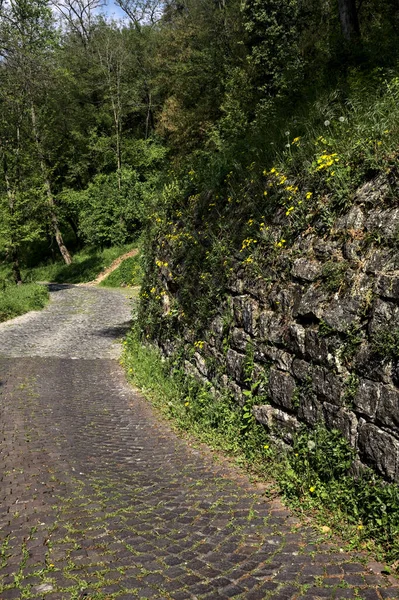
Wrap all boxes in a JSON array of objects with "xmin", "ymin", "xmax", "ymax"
[
  {"xmin": 338, "ymin": 0, "xmax": 360, "ymax": 42},
  {"xmin": 2, "ymin": 150, "xmax": 22, "ymax": 284},
  {"xmin": 30, "ymin": 104, "xmax": 72, "ymax": 265}
]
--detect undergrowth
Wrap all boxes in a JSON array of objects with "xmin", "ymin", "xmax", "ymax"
[
  {"xmin": 0, "ymin": 282, "xmax": 49, "ymax": 323},
  {"xmin": 22, "ymin": 244, "xmax": 135, "ymax": 284},
  {"xmin": 123, "ymin": 330, "xmax": 399, "ymax": 568},
  {"xmin": 100, "ymin": 254, "xmax": 143, "ymax": 288}
]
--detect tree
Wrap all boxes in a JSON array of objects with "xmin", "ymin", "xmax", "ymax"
[
  {"xmin": 337, "ymin": 0, "xmax": 360, "ymax": 42},
  {"xmin": 0, "ymin": 0, "xmax": 73, "ymax": 264}
]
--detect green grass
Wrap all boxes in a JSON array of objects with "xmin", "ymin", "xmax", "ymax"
[
  {"xmin": 122, "ymin": 331, "xmax": 399, "ymax": 569},
  {"xmin": 0, "ymin": 282, "xmax": 49, "ymax": 323},
  {"xmin": 100, "ymin": 253, "xmax": 143, "ymax": 288},
  {"xmin": 22, "ymin": 244, "xmax": 135, "ymax": 284}
]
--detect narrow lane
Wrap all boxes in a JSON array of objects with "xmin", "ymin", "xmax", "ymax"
[{"xmin": 0, "ymin": 286, "xmax": 397, "ymax": 599}]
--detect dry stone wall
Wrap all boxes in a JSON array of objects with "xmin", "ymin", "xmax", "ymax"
[{"xmin": 158, "ymin": 177, "xmax": 399, "ymax": 482}]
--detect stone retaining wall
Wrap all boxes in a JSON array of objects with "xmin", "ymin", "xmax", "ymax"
[{"xmin": 157, "ymin": 177, "xmax": 399, "ymax": 481}]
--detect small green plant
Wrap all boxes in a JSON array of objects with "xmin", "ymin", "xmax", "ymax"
[
  {"xmin": 320, "ymin": 260, "xmax": 349, "ymax": 293},
  {"xmin": 371, "ymin": 327, "xmax": 399, "ymax": 360}
]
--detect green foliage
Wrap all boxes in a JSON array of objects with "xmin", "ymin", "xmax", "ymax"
[
  {"xmin": 0, "ymin": 282, "xmax": 48, "ymax": 323},
  {"xmin": 281, "ymin": 424, "xmax": 399, "ymax": 562},
  {"xmin": 100, "ymin": 254, "xmax": 143, "ymax": 288},
  {"xmin": 124, "ymin": 331, "xmax": 399, "ymax": 564},
  {"xmin": 23, "ymin": 244, "xmax": 134, "ymax": 284},
  {"xmin": 122, "ymin": 331, "xmax": 269, "ymax": 461},
  {"xmin": 371, "ymin": 327, "xmax": 399, "ymax": 360}
]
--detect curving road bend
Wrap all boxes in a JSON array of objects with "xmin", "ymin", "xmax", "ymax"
[{"xmin": 0, "ymin": 285, "xmax": 397, "ymax": 599}]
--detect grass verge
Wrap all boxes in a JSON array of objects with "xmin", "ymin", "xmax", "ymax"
[
  {"xmin": 100, "ymin": 253, "xmax": 143, "ymax": 288},
  {"xmin": 0, "ymin": 283, "xmax": 49, "ymax": 323},
  {"xmin": 122, "ymin": 330, "xmax": 399, "ymax": 571},
  {"xmin": 22, "ymin": 244, "xmax": 135, "ymax": 284}
]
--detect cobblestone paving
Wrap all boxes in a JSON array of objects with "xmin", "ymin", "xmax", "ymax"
[{"xmin": 0, "ymin": 286, "xmax": 398, "ymax": 599}]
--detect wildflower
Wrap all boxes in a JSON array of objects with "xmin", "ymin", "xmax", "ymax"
[
  {"xmin": 263, "ymin": 169, "xmax": 267, "ymax": 175},
  {"xmin": 286, "ymin": 143, "xmax": 291, "ymax": 148},
  {"xmin": 292, "ymin": 137, "xmax": 301, "ymax": 144},
  {"xmin": 309, "ymin": 486, "xmax": 315, "ymax": 493},
  {"xmin": 357, "ymin": 524, "xmax": 364, "ymax": 530},
  {"xmin": 275, "ymin": 239, "xmax": 286, "ymax": 248},
  {"xmin": 324, "ymin": 120, "xmax": 330, "ymax": 127},
  {"xmin": 285, "ymin": 131, "xmax": 290, "ymax": 136},
  {"xmin": 270, "ymin": 167, "xmax": 277, "ymax": 174},
  {"xmin": 247, "ymin": 218, "xmax": 254, "ymax": 225},
  {"xmin": 264, "ymin": 444, "xmax": 269, "ymax": 450},
  {"xmin": 185, "ymin": 401, "xmax": 190, "ymax": 406},
  {"xmin": 244, "ymin": 256, "xmax": 253, "ymax": 264},
  {"xmin": 305, "ymin": 191, "xmax": 313, "ymax": 199},
  {"xmin": 339, "ymin": 116, "xmax": 345, "ymax": 122},
  {"xmin": 263, "ymin": 190, "xmax": 268, "ymax": 196},
  {"xmin": 286, "ymin": 206, "xmax": 295, "ymax": 216},
  {"xmin": 279, "ymin": 175, "xmax": 287, "ymax": 185},
  {"xmin": 150, "ymin": 287, "xmax": 156, "ymax": 294}
]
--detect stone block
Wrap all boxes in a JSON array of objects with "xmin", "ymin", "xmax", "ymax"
[
  {"xmin": 334, "ymin": 205, "xmax": 365, "ymax": 231},
  {"xmin": 253, "ymin": 404, "xmax": 301, "ymax": 443},
  {"xmin": 227, "ymin": 380, "xmax": 244, "ymax": 405},
  {"xmin": 258, "ymin": 311, "xmax": 285, "ymax": 345},
  {"xmin": 323, "ymin": 403, "xmax": 358, "ymax": 446},
  {"xmin": 353, "ymin": 175, "xmax": 388, "ymax": 205},
  {"xmin": 353, "ymin": 379, "xmax": 380, "ymax": 419},
  {"xmin": 295, "ymin": 286, "xmax": 327, "ymax": 321},
  {"xmin": 286, "ymin": 323, "xmax": 306, "ymax": 356},
  {"xmin": 291, "ymin": 258, "xmax": 322, "ymax": 282},
  {"xmin": 313, "ymin": 239, "xmax": 339, "ymax": 260},
  {"xmin": 376, "ymin": 273, "xmax": 399, "ymax": 300},
  {"xmin": 305, "ymin": 329, "xmax": 329, "ymax": 364},
  {"xmin": 260, "ymin": 346, "xmax": 293, "ymax": 371},
  {"xmin": 365, "ymin": 207, "xmax": 399, "ymax": 240},
  {"xmin": 376, "ymin": 384, "xmax": 399, "ymax": 435},
  {"xmin": 268, "ymin": 367, "xmax": 296, "ymax": 410},
  {"xmin": 354, "ymin": 343, "xmax": 392, "ymax": 384},
  {"xmin": 230, "ymin": 327, "xmax": 250, "ymax": 352},
  {"xmin": 323, "ymin": 297, "xmax": 362, "ymax": 333},
  {"xmin": 298, "ymin": 394, "xmax": 321, "ymax": 426},
  {"xmin": 269, "ymin": 284, "xmax": 302, "ymax": 316},
  {"xmin": 358, "ymin": 422, "xmax": 399, "ymax": 481},
  {"xmin": 232, "ymin": 296, "xmax": 259, "ymax": 335},
  {"xmin": 291, "ymin": 358, "xmax": 310, "ymax": 381},
  {"xmin": 226, "ymin": 349, "xmax": 245, "ymax": 382},
  {"xmin": 193, "ymin": 352, "xmax": 208, "ymax": 377},
  {"xmin": 368, "ymin": 299, "xmax": 399, "ymax": 335},
  {"xmin": 312, "ymin": 365, "xmax": 342, "ymax": 404}
]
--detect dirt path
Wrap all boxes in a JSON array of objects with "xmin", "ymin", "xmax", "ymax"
[
  {"xmin": 0, "ymin": 286, "xmax": 397, "ymax": 600},
  {"xmin": 83, "ymin": 248, "xmax": 139, "ymax": 286}
]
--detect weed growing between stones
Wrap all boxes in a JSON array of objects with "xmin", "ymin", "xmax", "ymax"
[{"xmin": 123, "ymin": 332, "xmax": 399, "ymax": 568}]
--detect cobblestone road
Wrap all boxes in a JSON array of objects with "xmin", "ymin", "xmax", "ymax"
[{"xmin": 0, "ymin": 285, "xmax": 398, "ymax": 600}]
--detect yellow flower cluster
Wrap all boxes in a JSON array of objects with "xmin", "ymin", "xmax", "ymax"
[
  {"xmin": 241, "ymin": 238, "xmax": 258, "ymax": 251},
  {"xmin": 194, "ymin": 340, "xmax": 205, "ymax": 349},
  {"xmin": 155, "ymin": 259, "xmax": 168, "ymax": 268},
  {"xmin": 315, "ymin": 153, "xmax": 339, "ymax": 171}
]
